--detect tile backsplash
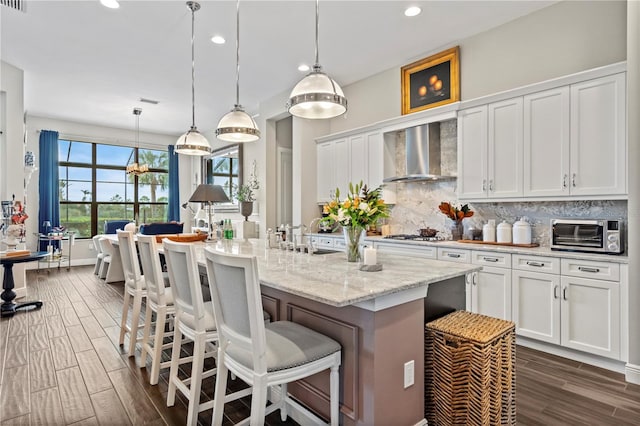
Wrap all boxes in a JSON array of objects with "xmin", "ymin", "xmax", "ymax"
[{"xmin": 385, "ymin": 119, "xmax": 628, "ymax": 246}]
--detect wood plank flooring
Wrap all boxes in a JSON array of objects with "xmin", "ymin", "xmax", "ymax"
[{"xmin": 0, "ymin": 265, "xmax": 639, "ymax": 425}]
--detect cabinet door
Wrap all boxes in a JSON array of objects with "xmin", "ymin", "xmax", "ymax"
[
  {"xmin": 316, "ymin": 141, "xmax": 335, "ymax": 203},
  {"xmin": 523, "ymin": 87, "xmax": 570, "ymax": 197},
  {"xmin": 512, "ymin": 270, "xmax": 561, "ymax": 344},
  {"xmin": 334, "ymin": 138, "xmax": 350, "ymax": 197},
  {"xmin": 458, "ymin": 106, "xmax": 488, "ymax": 199},
  {"xmin": 471, "ymin": 266, "xmax": 512, "ymax": 320},
  {"xmin": 488, "ymin": 98, "xmax": 523, "ymax": 198},
  {"xmin": 350, "ymin": 135, "xmax": 368, "ymax": 187},
  {"xmin": 569, "ymin": 73, "xmax": 626, "ymax": 196},
  {"xmin": 366, "ymin": 131, "xmax": 396, "ymax": 204},
  {"xmin": 560, "ymin": 276, "xmax": 620, "ymax": 359}
]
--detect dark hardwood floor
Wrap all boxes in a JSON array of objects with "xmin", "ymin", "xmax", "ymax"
[{"xmin": 0, "ymin": 265, "xmax": 639, "ymax": 425}]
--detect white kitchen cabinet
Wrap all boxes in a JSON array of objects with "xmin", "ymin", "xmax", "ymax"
[
  {"xmin": 560, "ymin": 275, "xmax": 620, "ymax": 359},
  {"xmin": 437, "ymin": 247, "xmax": 471, "ymax": 263},
  {"xmin": 512, "ymin": 269, "xmax": 561, "ymax": 344},
  {"xmin": 316, "ymin": 138, "xmax": 350, "ymax": 203},
  {"xmin": 512, "ymin": 255, "xmax": 621, "ymax": 360},
  {"xmin": 460, "ymin": 71, "xmax": 627, "ymax": 201},
  {"xmin": 458, "ymin": 106, "xmax": 488, "ymax": 199},
  {"xmin": 349, "ymin": 134, "xmax": 368, "ymax": 187},
  {"xmin": 523, "ymin": 87, "xmax": 571, "ymax": 197},
  {"xmin": 569, "ymin": 73, "xmax": 626, "ymax": 196},
  {"xmin": 316, "ymin": 141, "xmax": 335, "ymax": 203},
  {"xmin": 488, "ymin": 98, "xmax": 523, "ymax": 198},
  {"xmin": 471, "ymin": 251, "xmax": 512, "ymax": 321},
  {"xmin": 373, "ymin": 242, "xmax": 437, "ymax": 259},
  {"xmin": 458, "ymin": 98, "xmax": 522, "ymax": 200},
  {"xmin": 317, "ymin": 131, "xmax": 396, "ymax": 204}
]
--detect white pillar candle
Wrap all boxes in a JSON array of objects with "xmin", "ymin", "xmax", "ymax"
[{"xmin": 363, "ymin": 247, "xmax": 377, "ymax": 266}]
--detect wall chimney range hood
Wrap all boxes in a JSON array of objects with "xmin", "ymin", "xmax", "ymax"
[{"xmin": 383, "ymin": 123, "xmax": 455, "ymax": 183}]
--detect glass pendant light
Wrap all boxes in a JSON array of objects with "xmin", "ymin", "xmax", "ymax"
[
  {"xmin": 176, "ymin": 1, "xmax": 211, "ymax": 156},
  {"xmin": 287, "ymin": 0, "xmax": 347, "ymax": 119},
  {"xmin": 126, "ymin": 108, "xmax": 149, "ymax": 176},
  {"xmin": 216, "ymin": 0, "xmax": 260, "ymax": 142}
]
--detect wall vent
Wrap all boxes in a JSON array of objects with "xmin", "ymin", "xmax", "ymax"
[{"xmin": 1, "ymin": 0, "xmax": 26, "ymax": 12}]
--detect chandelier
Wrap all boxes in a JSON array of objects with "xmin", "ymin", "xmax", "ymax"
[{"xmin": 126, "ymin": 108, "xmax": 149, "ymax": 176}]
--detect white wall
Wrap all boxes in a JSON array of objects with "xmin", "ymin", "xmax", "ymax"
[{"xmin": 0, "ymin": 61, "xmax": 25, "ymax": 204}]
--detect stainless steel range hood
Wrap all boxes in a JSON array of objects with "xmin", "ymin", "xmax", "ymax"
[{"xmin": 383, "ymin": 122, "xmax": 455, "ymax": 183}]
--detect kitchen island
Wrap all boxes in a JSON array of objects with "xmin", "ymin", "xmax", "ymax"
[{"xmin": 195, "ymin": 240, "xmax": 481, "ymax": 426}]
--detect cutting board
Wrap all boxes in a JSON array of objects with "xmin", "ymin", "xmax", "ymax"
[{"xmin": 457, "ymin": 240, "xmax": 539, "ymax": 248}]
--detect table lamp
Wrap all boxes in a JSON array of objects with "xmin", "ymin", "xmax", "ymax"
[{"xmin": 188, "ymin": 184, "xmax": 230, "ymax": 240}]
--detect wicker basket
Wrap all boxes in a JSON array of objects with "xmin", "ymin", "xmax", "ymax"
[{"xmin": 425, "ymin": 310, "xmax": 516, "ymax": 425}]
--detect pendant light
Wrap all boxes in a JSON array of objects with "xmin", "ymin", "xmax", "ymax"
[
  {"xmin": 176, "ymin": 1, "xmax": 211, "ymax": 156},
  {"xmin": 287, "ymin": 0, "xmax": 347, "ymax": 119},
  {"xmin": 126, "ymin": 108, "xmax": 149, "ymax": 176},
  {"xmin": 216, "ymin": 0, "xmax": 260, "ymax": 142}
]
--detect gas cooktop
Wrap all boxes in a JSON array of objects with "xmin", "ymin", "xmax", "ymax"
[{"xmin": 383, "ymin": 234, "xmax": 447, "ymax": 242}]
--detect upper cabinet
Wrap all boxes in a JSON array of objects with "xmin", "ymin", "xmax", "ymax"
[
  {"xmin": 459, "ymin": 70, "xmax": 627, "ymax": 201},
  {"xmin": 569, "ymin": 73, "xmax": 626, "ymax": 197},
  {"xmin": 316, "ymin": 131, "xmax": 396, "ymax": 204}
]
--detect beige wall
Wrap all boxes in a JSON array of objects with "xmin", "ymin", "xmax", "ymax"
[{"xmin": 328, "ymin": 0, "xmax": 627, "ymax": 134}]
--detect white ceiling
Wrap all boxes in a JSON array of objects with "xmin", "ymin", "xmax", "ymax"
[{"xmin": 1, "ymin": 0, "xmax": 556, "ymax": 136}]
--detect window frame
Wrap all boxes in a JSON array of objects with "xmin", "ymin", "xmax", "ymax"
[{"xmin": 58, "ymin": 140, "xmax": 169, "ymax": 238}]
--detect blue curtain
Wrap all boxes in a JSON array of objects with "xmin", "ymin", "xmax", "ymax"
[
  {"xmin": 167, "ymin": 145, "xmax": 180, "ymax": 222},
  {"xmin": 38, "ymin": 130, "xmax": 60, "ymax": 251}
]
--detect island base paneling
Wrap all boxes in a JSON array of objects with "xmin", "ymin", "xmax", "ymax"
[{"xmin": 261, "ymin": 286, "xmax": 428, "ymax": 426}]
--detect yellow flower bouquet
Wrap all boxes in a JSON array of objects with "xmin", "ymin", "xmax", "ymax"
[{"xmin": 323, "ymin": 182, "xmax": 390, "ymax": 261}]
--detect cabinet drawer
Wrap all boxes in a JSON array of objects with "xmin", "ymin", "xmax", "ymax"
[
  {"xmin": 471, "ymin": 251, "xmax": 511, "ymax": 268},
  {"xmin": 561, "ymin": 258, "xmax": 620, "ymax": 282},
  {"xmin": 374, "ymin": 242, "xmax": 437, "ymax": 259},
  {"xmin": 311, "ymin": 236, "xmax": 336, "ymax": 249},
  {"xmin": 512, "ymin": 254, "xmax": 560, "ymax": 274},
  {"xmin": 333, "ymin": 238, "xmax": 347, "ymax": 250},
  {"xmin": 437, "ymin": 247, "xmax": 471, "ymax": 263}
]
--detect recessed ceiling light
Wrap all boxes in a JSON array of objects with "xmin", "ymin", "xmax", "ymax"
[
  {"xmin": 298, "ymin": 64, "xmax": 310, "ymax": 72},
  {"xmin": 404, "ymin": 6, "xmax": 421, "ymax": 17},
  {"xmin": 100, "ymin": 0, "xmax": 120, "ymax": 9},
  {"xmin": 211, "ymin": 35, "xmax": 226, "ymax": 45}
]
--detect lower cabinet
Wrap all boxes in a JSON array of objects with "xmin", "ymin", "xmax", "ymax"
[
  {"xmin": 469, "ymin": 251, "xmax": 512, "ymax": 321},
  {"xmin": 512, "ymin": 255, "xmax": 621, "ymax": 360}
]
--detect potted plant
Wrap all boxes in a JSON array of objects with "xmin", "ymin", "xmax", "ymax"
[{"xmin": 235, "ymin": 161, "xmax": 259, "ymax": 221}]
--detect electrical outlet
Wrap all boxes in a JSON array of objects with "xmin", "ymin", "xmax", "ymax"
[
  {"xmin": 89, "ymin": 243, "xmax": 94, "ymax": 250},
  {"xmin": 404, "ymin": 360, "xmax": 415, "ymax": 388}
]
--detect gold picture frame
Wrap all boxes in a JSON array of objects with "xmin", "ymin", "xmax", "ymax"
[{"xmin": 401, "ymin": 46, "xmax": 460, "ymax": 115}]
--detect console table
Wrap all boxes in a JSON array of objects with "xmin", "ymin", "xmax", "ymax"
[{"xmin": 1, "ymin": 251, "xmax": 49, "ymax": 317}]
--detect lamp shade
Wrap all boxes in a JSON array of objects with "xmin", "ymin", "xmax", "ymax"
[
  {"xmin": 216, "ymin": 106, "xmax": 260, "ymax": 142},
  {"xmin": 188, "ymin": 184, "xmax": 230, "ymax": 203},
  {"xmin": 176, "ymin": 127, "xmax": 211, "ymax": 156},
  {"xmin": 287, "ymin": 66, "xmax": 347, "ymax": 119}
]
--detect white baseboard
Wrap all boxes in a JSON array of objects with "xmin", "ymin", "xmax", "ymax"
[
  {"xmin": 14, "ymin": 287, "xmax": 27, "ymax": 299},
  {"xmin": 625, "ymin": 363, "xmax": 640, "ymax": 384},
  {"xmin": 517, "ymin": 336, "xmax": 626, "ymax": 374},
  {"xmin": 414, "ymin": 419, "xmax": 428, "ymax": 426}
]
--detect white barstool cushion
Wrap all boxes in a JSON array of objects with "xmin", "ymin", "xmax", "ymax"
[
  {"xmin": 179, "ymin": 301, "xmax": 216, "ymax": 332},
  {"xmin": 227, "ymin": 321, "xmax": 340, "ymax": 372}
]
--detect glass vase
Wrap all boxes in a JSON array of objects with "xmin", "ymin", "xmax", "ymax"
[
  {"xmin": 450, "ymin": 220, "xmax": 464, "ymax": 241},
  {"xmin": 343, "ymin": 225, "xmax": 364, "ymax": 262}
]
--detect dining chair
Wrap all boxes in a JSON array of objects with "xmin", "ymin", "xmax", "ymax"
[
  {"xmin": 117, "ymin": 230, "xmax": 147, "ymax": 357},
  {"xmin": 137, "ymin": 235, "xmax": 175, "ymax": 385},
  {"xmin": 162, "ymin": 239, "xmax": 223, "ymax": 426},
  {"xmin": 93, "ymin": 234, "xmax": 104, "ymax": 275},
  {"xmin": 204, "ymin": 248, "xmax": 342, "ymax": 426},
  {"xmin": 97, "ymin": 237, "xmax": 113, "ymax": 279}
]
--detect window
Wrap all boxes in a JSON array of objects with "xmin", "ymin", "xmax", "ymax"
[
  {"xmin": 202, "ymin": 144, "xmax": 243, "ymax": 210},
  {"xmin": 58, "ymin": 140, "xmax": 168, "ymax": 238}
]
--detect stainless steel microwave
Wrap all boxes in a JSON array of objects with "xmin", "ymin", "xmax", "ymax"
[{"xmin": 550, "ymin": 219, "xmax": 623, "ymax": 254}]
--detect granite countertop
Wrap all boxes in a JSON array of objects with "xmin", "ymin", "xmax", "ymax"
[
  {"xmin": 193, "ymin": 240, "xmax": 480, "ymax": 308},
  {"xmin": 365, "ymin": 236, "xmax": 629, "ymax": 264}
]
